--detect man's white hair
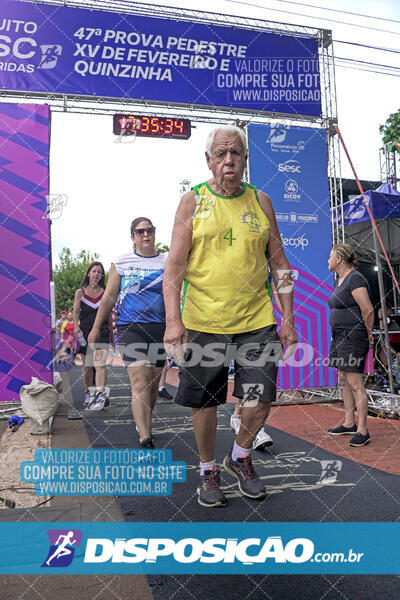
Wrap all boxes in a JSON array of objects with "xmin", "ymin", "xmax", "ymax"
[{"xmin": 205, "ymin": 125, "xmax": 247, "ymax": 155}]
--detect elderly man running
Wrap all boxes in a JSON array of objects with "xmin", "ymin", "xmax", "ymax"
[{"xmin": 163, "ymin": 125, "xmax": 297, "ymax": 508}]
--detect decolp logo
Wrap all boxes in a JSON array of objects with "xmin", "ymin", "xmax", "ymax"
[
  {"xmin": 278, "ymin": 160, "xmax": 301, "ymax": 174},
  {"xmin": 282, "ymin": 234, "xmax": 309, "ymax": 251}
]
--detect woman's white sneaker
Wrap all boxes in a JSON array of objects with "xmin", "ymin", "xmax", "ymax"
[
  {"xmin": 252, "ymin": 428, "xmax": 273, "ymax": 450},
  {"xmin": 230, "ymin": 415, "xmax": 242, "ymax": 435}
]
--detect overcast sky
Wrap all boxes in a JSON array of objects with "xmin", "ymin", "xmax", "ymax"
[{"xmin": 50, "ymin": 0, "xmax": 400, "ymax": 270}]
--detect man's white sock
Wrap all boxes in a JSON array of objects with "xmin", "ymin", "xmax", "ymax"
[
  {"xmin": 231, "ymin": 441, "xmax": 251, "ymax": 462},
  {"xmin": 200, "ymin": 459, "xmax": 217, "ymax": 475}
]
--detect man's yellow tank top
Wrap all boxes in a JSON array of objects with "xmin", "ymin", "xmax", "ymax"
[{"xmin": 181, "ymin": 181, "xmax": 275, "ymax": 334}]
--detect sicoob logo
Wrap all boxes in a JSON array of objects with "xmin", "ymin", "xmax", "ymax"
[
  {"xmin": 284, "ymin": 179, "xmax": 301, "ymax": 202},
  {"xmin": 42, "ymin": 529, "xmax": 82, "ymax": 568},
  {"xmin": 285, "ymin": 180, "xmax": 298, "ymax": 194}
]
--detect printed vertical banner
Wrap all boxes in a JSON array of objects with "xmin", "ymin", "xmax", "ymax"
[
  {"xmin": 0, "ymin": 522, "xmax": 399, "ymax": 574},
  {"xmin": 248, "ymin": 123, "xmax": 335, "ymax": 389},
  {"xmin": 0, "ymin": 103, "xmax": 52, "ymax": 402}
]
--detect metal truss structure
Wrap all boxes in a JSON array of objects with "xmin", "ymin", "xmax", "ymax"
[
  {"xmin": 4, "ymin": 0, "xmax": 352, "ymax": 410},
  {"xmin": 275, "ymin": 386, "xmax": 400, "ymax": 418},
  {"xmin": 274, "ymin": 386, "xmax": 341, "ymax": 407},
  {"xmin": 379, "ymin": 144, "xmax": 400, "ymax": 191},
  {"xmin": 365, "ymin": 389, "xmax": 400, "ymax": 419}
]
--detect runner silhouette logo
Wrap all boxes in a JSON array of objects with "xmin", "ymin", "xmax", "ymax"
[
  {"xmin": 42, "ymin": 529, "xmax": 82, "ymax": 568},
  {"xmin": 240, "ymin": 383, "xmax": 264, "ymax": 407},
  {"xmin": 38, "ymin": 45, "xmax": 62, "ymax": 69}
]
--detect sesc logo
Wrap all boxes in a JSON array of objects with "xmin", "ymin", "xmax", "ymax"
[
  {"xmin": 278, "ymin": 160, "xmax": 301, "ymax": 174},
  {"xmin": 282, "ymin": 234, "xmax": 309, "ymax": 251}
]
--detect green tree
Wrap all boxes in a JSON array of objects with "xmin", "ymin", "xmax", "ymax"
[
  {"xmin": 379, "ymin": 109, "xmax": 400, "ymax": 152},
  {"xmin": 53, "ymin": 248, "xmax": 100, "ymax": 313},
  {"xmin": 155, "ymin": 242, "xmax": 169, "ymax": 253}
]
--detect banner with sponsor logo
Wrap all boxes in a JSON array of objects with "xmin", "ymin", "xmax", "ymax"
[
  {"xmin": 248, "ymin": 123, "xmax": 335, "ymax": 389},
  {"xmin": 0, "ymin": 522, "xmax": 398, "ymax": 574},
  {"xmin": 0, "ymin": 103, "xmax": 52, "ymax": 402},
  {"xmin": 0, "ymin": 0, "xmax": 321, "ymax": 116}
]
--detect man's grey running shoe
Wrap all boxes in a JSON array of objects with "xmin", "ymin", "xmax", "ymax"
[
  {"xmin": 223, "ymin": 454, "xmax": 266, "ymax": 499},
  {"xmin": 197, "ymin": 468, "xmax": 227, "ymax": 508}
]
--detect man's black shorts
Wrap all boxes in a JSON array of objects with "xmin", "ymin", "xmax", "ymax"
[
  {"xmin": 117, "ymin": 322, "xmax": 166, "ymax": 367},
  {"xmin": 175, "ymin": 325, "xmax": 282, "ymax": 409}
]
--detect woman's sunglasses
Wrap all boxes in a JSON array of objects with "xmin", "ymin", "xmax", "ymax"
[{"xmin": 134, "ymin": 227, "xmax": 155, "ymax": 236}]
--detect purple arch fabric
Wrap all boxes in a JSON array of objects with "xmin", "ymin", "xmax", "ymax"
[{"xmin": 0, "ymin": 104, "xmax": 51, "ymax": 402}]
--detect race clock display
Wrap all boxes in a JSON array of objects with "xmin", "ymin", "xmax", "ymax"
[{"xmin": 113, "ymin": 114, "xmax": 191, "ymax": 139}]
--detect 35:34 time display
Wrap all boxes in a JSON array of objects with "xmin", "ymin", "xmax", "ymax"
[{"xmin": 113, "ymin": 114, "xmax": 191, "ymax": 139}]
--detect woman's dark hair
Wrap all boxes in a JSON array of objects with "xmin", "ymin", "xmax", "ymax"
[
  {"xmin": 332, "ymin": 243, "xmax": 358, "ymax": 267},
  {"xmin": 80, "ymin": 262, "xmax": 105, "ymax": 289},
  {"xmin": 130, "ymin": 217, "xmax": 154, "ymax": 236}
]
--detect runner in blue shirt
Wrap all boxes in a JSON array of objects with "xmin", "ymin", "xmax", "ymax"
[{"xmin": 88, "ymin": 217, "xmax": 166, "ymax": 448}]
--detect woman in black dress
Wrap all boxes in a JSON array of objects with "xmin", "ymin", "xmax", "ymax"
[
  {"xmin": 327, "ymin": 244, "xmax": 374, "ymax": 446},
  {"xmin": 73, "ymin": 262, "xmax": 112, "ymax": 410}
]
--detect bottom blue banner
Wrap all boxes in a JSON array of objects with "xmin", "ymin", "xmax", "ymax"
[{"xmin": 0, "ymin": 522, "xmax": 398, "ymax": 574}]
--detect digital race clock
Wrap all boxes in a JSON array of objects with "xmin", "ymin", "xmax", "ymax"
[{"xmin": 113, "ymin": 114, "xmax": 191, "ymax": 139}]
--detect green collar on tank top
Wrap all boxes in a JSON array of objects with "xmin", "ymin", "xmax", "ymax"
[{"xmin": 204, "ymin": 181, "xmax": 250, "ymax": 199}]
